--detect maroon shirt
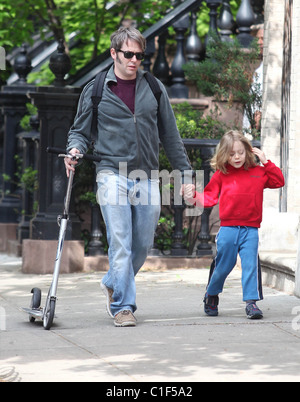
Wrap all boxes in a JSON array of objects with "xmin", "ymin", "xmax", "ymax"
[{"xmin": 109, "ymin": 75, "xmax": 136, "ymax": 114}]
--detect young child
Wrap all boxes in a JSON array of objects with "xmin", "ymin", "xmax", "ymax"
[{"xmin": 182, "ymin": 131, "xmax": 285, "ymax": 319}]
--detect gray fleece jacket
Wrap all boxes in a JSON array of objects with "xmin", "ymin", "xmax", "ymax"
[{"xmin": 67, "ymin": 66, "xmax": 191, "ymax": 178}]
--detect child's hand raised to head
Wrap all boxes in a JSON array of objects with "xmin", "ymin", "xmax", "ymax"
[{"xmin": 252, "ymin": 147, "xmax": 268, "ymax": 165}]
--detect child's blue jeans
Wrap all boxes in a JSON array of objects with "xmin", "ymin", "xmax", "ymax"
[{"xmin": 207, "ymin": 226, "xmax": 263, "ymax": 301}]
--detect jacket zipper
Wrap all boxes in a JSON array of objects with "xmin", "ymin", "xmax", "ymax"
[{"xmin": 133, "ymin": 113, "xmax": 141, "ymax": 169}]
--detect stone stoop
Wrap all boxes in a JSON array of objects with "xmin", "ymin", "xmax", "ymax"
[
  {"xmin": 0, "ymin": 223, "xmax": 18, "ymax": 253},
  {"xmin": 22, "ymin": 239, "xmax": 85, "ymax": 274},
  {"xmin": 260, "ymin": 251, "xmax": 297, "ymax": 295}
]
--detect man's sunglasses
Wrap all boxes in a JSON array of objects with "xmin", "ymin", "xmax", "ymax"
[{"xmin": 117, "ymin": 49, "xmax": 145, "ymax": 61}]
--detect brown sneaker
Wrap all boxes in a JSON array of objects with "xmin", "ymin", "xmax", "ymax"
[
  {"xmin": 114, "ymin": 310, "xmax": 137, "ymax": 327},
  {"xmin": 100, "ymin": 282, "xmax": 114, "ymax": 319}
]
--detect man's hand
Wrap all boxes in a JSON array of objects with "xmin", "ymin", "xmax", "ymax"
[
  {"xmin": 180, "ymin": 184, "xmax": 196, "ymax": 201},
  {"xmin": 64, "ymin": 148, "xmax": 80, "ymax": 177}
]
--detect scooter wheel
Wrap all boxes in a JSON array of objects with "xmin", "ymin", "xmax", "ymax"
[
  {"xmin": 43, "ymin": 298, "xmax": 56, "ymax": 330},
  {"xmin": 29, "ymin": 288, "xmax": 42, "ymax": 323}
]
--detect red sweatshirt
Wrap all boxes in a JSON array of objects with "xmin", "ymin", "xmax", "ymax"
[{"xmin": 192, "ymin": 161, "xmax": 285, "ymax": 228}]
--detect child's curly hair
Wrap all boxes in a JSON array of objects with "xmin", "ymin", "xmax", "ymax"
[{"xmin": 211, "ymin": 131, "xmax": 257, "ymax": 174}]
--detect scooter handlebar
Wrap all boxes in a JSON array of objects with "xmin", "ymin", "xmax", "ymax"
[{"xmin": 46, "ymin": 147, "xmax": 101, "ymax": 163}]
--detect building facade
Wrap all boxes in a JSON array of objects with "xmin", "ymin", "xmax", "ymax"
[{"xmin": 260, "ymin": 0, "xmax": 300, "ymax": 296}]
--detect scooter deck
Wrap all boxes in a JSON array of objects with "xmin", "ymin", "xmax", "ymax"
[
  {"xmin": 21, "ymin": 307, "xmax": 44, "ymax": 320},
  {"xmin": 21, "ymin": 307, "xmax": 58, "ymax": 319}
]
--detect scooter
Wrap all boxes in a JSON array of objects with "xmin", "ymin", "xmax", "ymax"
[{"xmin": 22, "ymin": 147, "xmax": 101, "ymax": 330}]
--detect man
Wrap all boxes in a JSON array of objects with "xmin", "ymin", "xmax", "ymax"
[{"xmin": 65, "ymin": 27, "xmax": 192, "ymax": 327}]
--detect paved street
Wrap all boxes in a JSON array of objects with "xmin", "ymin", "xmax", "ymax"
[{"xmin": 1, "ymin": 254, "xmax": 300, "ymax": 383}]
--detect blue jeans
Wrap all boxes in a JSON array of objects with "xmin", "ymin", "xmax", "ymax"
[
  {"xmin": 97, "ymin": 172, "xmax": 161, "ymax": 316},
  {"xmin": 207, "ymin": 226, "xmax": 263, "ymax": 302}
]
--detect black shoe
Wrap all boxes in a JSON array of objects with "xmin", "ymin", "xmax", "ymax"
[
  {"xmin": 246, "ymin": 302, "xmax": 263, "ymax": 320},
  {"xmin": 203, "ymin": 293, "xmax": 219, "ymax": 317}
]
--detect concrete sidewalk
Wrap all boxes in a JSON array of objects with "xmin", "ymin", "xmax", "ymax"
[{"xmin": 1, "ymin": 254, "xmax": 300, "ymax": 383}]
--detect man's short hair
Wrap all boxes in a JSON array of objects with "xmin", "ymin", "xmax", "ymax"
[{"xmin": 110, "ymin": 27, "xmax": 146, "ymax": 52}]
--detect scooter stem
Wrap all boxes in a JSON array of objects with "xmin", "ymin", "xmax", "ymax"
[{"xmin": 63, "ymin": 169, "xmax": 74, "ymax": 217}]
